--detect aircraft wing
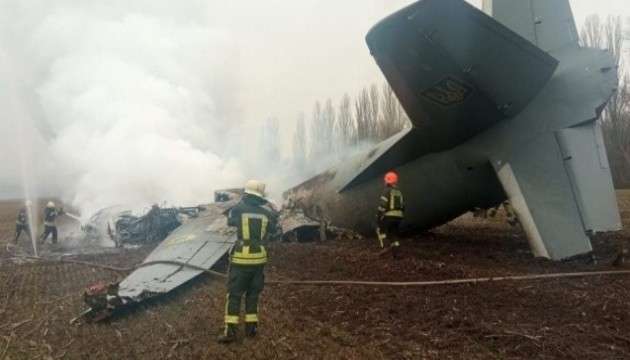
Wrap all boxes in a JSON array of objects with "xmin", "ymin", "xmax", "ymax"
[
  {"xmin": 117, "ymin": 203, "xmax": 236, "ymax": 300},
  {"xmin": 491, "ymin": 122, "xmax": 620, "ymax": 260},
  {"xmin": 366, "ymin": 0, "xmax": 558, "ymax": 150},
  {"xmin": 482, "ymin": 0, "xmax": 580, "ymax": 53}
]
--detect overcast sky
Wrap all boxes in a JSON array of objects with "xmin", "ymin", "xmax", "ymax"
[{"xmin": 1, "ymin": 0, "xmax": 629, "ymax": 206}]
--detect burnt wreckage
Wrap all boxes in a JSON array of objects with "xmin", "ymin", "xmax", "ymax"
[
  {"xmin": 76, "ymin": 191, "xmax": 324, "ymax": 322},
  {"xmin": 83, "ymin": 204, "xmax": 200, "ymax": 247}
]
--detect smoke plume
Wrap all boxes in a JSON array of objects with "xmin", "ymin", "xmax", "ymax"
[{"xmin": 1, "ymin": 0, "xmax": 255, "ymax": 218}]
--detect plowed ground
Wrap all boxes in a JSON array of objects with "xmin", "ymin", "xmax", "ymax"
[{"xmin": 2, "ymin": 193, "xmax": 630, "ymax": 359}]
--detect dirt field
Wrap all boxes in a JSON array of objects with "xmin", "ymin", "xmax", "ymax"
[{"xmin": 2, "ymin": 193, "xmax": 630, "ymax": 359}]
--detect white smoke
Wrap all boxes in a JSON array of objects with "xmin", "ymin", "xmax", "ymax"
[{"xmin": 1, "ymin": 0, "xmax": 254, "ymax": 218}]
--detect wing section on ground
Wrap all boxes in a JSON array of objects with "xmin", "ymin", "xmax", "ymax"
[
  {"xmin": 76, "ymin": 200, "xmax": 238, "ymax": 323},
  {"xmin": 482, "ymin": 0, "xmax": 579, "ymax": 53},
  {"xmin": 118, "ymin": 205, "xmax": 236, "ymax": 300},
  {"xmin": 366, "ymin": 0, "xmax": 558, "ymax": 151},
  {"xmin": 556, "ymin": 122, "xmax": 622, "ymax": 233},
  {"xmin": 491, "ymin": 133, "xmax": 592, "ymax": 260}
]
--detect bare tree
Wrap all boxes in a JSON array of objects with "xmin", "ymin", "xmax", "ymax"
[
  {"xmin": 322, "ymin": 99, "xmax": 336, "ymax": 152},
  {"xmin": 260, "ymin": 117, "xmax": 280, "ymax": 162},
  {"xmin": 355, "ymin": 88, "xmax": 371, "ymax": 143},
  {"xmin": 581, "ymin": 14, "xmax": 630, "ymax": 187},
  {"xmin": 292, "ymin": 112, "xmax": 307, "ymax": 172},
  {"xmin": 309, "ymin": 100, "xmax": 325, "ymax": 161},
  {"xmin": 580, "ymin": 14, "xmax": 603, "ymax": 48},
  {"xmin": 337, "ymin": 93, "xmax": 356, "ymax": 148},
  {"xmin": 379, "ymin": 83, "xmax": 409, "ymax": 138},
  {"xmin": 368, "ymin": 84, "xmax": 381, "ymax": 141}
]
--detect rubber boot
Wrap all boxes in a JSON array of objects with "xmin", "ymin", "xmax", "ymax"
[
  {"xmin": 245, "ymin": 322, "xmax": 258, "ymax": 338},
  {"xmin": 217, "ymin": 324, "xmax": 238, "ymax": 344}
]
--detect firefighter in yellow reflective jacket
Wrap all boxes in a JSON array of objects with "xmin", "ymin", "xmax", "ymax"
[
  {"xmin": 14, "ymin": 200, "xmax": 32, "ymax": 244},
  {"xmin": 39, "ymin": 201, "xmax": 63, "ymax": 244},
  {"xmin": 218, "ymin": 179, "xmax": 279, "ymax": 344},
  {"xmin": 376, "ymin": 171, "xmax": 404, "ymax": 258}
]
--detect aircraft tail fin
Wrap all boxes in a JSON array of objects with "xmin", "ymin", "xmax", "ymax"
[{"xmin": 366, "ymin": 0, "xmax": 558, "ymax": 147}]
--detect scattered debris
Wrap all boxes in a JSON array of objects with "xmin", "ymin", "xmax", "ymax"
[
  {"xmin": 78, "ymin": 283, "xmax": 128, "ymax": 323},
  {"xmin": 83, "ymin": 204, "xmax": 200, "ymax": 247},
  {"xmin": 279, "ymin": 208, "xmax": 321, "ymax": 242},
  {"xmin": 74, "ymin": 199, "xmax": 238, "ymax": 323}
]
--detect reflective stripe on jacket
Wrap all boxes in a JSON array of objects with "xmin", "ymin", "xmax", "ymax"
[
  {"xmin": 377, "ymin": 186, "xmax": 404, "ymax": 219},
  {"xmin": 231, "ymin": 241, "xmax": 267, "ymax": 265},
  {"xmin": 227, "ymin": 194, "xmax": 278, "ymax": 266}
]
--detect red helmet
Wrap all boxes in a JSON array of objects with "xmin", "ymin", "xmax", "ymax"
[{"xmin": 384, "ymin": 171, "xmax": 398, "ymax": 186}]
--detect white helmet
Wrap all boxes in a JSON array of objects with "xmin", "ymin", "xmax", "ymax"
[
  {"xmin": 244, "ymin": 179, "xmax": 266, "ymax": 198},
  {"xmin": 25, "ymin": 200, "xmax": 32, "ymax": 207},
  {"xmin": 47, "ymin": 201, "xmax": 55, "ymax": 208}
]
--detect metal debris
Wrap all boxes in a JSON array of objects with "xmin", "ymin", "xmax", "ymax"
[{"xmin": 83, "ymin": 204, "xmax": 200, "ymax": 247}]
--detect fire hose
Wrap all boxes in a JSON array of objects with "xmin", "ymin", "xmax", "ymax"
[{"xmin": 6, "ymin": 243, "xmax": 630, "ymax": 287}]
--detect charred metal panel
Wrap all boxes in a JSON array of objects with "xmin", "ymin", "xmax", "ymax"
[
  {"xmin": 83, "ymin": 205, "xmax": 200, "ymax": 247},
  {"xmin": 278, "ymin": 207, "xmax": 321, "ymax": 242}
]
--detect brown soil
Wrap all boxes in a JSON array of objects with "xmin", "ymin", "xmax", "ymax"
[{"xmin": 2, "ymin": 192, "xmax": 630, "ymax": 359}]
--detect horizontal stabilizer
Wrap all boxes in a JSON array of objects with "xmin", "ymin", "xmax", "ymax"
[
  {"xmin": 366, "ymin": 0, "xmax": 558, "ymax": 149},
  {"xmin": 339, "ymin": 128, "xmax": 426, "ymax": 190},
  {"xmin": 492, "ymin": 133, "xmax": 592, "ymax": 260},
  {"xmin": 482, "ymin": 0, "xmax": 580, "ymax": 53}
]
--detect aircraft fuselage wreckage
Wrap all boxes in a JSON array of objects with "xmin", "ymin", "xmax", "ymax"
[{"xmin": 285, "ymin": 0, "xmax": 621, "ymax": 260}]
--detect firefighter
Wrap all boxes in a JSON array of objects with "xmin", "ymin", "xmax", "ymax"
[
  {"xmin": 217, "ymin": 179, "xmax": 279, "ymax": 344},
  {"xmin": 14, "ymin": 200, "xmax": 32, "ymax": 244},
  {"xmin": 40, "ymin": 201, "xmax": 63, "ymax": 244},
  {"xmin": 376, "ymin": 171, "xmax": 404, "ymax": 258}
]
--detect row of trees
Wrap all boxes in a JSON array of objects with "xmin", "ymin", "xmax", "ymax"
[
  {"xmin": 258, "ymin": 82, "xmax": 411, "ymax": 179},
  {"xmin": 293, "ymin": 83, "xmax": 410, "ymax": 174}
]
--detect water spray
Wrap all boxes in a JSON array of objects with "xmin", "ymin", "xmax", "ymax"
[
  {"xmin": 14, "ymin": 93, "xmax": 39, "ymax": 257},
  {"xmin": 64, "ymin": 212, "xmax": 82, "ymax": 222}
]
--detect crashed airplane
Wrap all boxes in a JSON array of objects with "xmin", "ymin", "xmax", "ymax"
[
  {"xmin": 285, "ymin": 0, "xmax": 621, "ymax": 260},
  {"xmin": 75, "ymin": 0, "xmax": 621, "ymax": 321}
]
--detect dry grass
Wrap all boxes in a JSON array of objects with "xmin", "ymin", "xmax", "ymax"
[{"xmin": 1, "ymin": 193, "xmax": 630, "ymax": 359}]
